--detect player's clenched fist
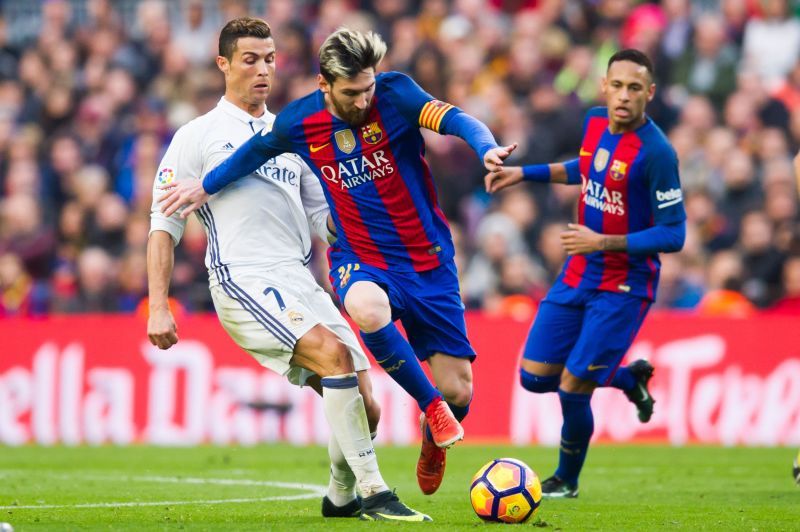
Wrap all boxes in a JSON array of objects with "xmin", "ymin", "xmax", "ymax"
[{"xmin": 148, "ymin": 308, "xmax": 179, "ymax": 350}]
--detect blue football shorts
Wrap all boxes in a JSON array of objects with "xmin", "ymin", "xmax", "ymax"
[
  {"xmin": 522, "ymin": 279, "xmax": 651, "ymax": 385},
  {"xmin": 330, "ymin": 258, "xmax": 475, "ymax": 362}
]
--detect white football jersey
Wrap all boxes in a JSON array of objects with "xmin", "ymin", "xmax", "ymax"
[{"xmin": 150, "ymin": 97, "xmax": 329, "ymax": 287}]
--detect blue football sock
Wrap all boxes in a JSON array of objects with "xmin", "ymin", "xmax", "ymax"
[
  {"xmin": 361, "ymin": 323, "xmax": 441, "ymax": 411},
  {"xmin": 608, "ymin": 366, "xmax": 635, "ymax": 391},
  {"xmin": 554, "ymin": 389, "xmax": 594, "ymax": 487},
  {"xmin": 448, "ymin": 401, "xmax": 470, "ymax": 422},
  {"xmin": 520, "ymin": 369, "xmax": 560, "ymax": 394}
]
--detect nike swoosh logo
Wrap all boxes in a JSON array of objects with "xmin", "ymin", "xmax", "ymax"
[
  {"xmin": 587, "ymin": 364, "xmax": 609, "ymax": 371},
  {"xmin": 579, "ymin": 148, "xmax": 592, "ymax": 157},
  {"xmin": 638, "ymin": 383, "xmax": 650, "ymax": 401},
  {"xmin": 309, "ymin": 143, "xmax": 330, "ymax": 153}
]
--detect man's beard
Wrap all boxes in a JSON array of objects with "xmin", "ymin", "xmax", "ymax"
[{"xmin": 331, "ymin": 96, "xmax": 369, "ymax": 126}]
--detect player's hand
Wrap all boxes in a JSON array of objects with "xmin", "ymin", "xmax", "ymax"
[
  {"xmin": 483, "ymin": 143, "xmax": 518, "ymax": 173},
  {"xmin": 560, "ymin": 223, "xmax": 603, "ymax": 255},
  {"xmin": 485, "ymin": 166, "xmax": 524, "ymax": 193},
  {"xmin": 159, "ymin": 180, "xmax": 209, "ymax": 219},
  {"xmin": 148, "ymin": 307, "xmax": 179, "ymax": 350}
]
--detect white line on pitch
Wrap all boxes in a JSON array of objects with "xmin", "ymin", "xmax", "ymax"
[{"xmin": 0, "ymin": 475, "xmax": 327, "ymax": 510}]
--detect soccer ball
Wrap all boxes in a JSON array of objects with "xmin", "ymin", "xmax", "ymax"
[
  {"xmin": 469, "ymin": 458, "xmax": 542, "ymax": 523},
  {"xmin": 793, "ymin": 450, "xmax": 800, "ymax": 486}
]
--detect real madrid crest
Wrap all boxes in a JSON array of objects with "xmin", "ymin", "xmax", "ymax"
[
  {"xmin": 593, "ymin": 148, "xmax": 610, "ymax": 172},
  {"xmin": 334, "ymin": 129, "xmax": 357, "ymax": 154}
]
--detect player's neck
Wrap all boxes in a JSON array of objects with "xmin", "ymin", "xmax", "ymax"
[
  {"xmin": 224, "ymin": 93, "xmax": 267, "ymax": 119},
  {"xmin": 608, "ymin": 115, "xmax": 646, "ymax": 135},
  {"xmin": 323, "ymin": 93, "xmax": 343, "ymax": 122}
]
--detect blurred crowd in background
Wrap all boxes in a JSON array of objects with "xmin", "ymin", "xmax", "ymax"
[{"xmin": 1, "ymin": 0, "xmax": 800, "ymax": 319}]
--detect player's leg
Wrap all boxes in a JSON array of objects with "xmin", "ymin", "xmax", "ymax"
[
  {"xmin": 544, "ymin": 292, "xmax": 652, "ymax": 498},
  {"xmin": 306, "ymin": 370, "xmax": 377, "ymax": 517},
  {"xmin": 292, "ymin": 324, "xmax": 430, "ymax": 521},
  {"xmin": 600, "ymin": 302, "xmax": 655, "ymax": 422},
  {"xmin": 334, "ymin": 264, "xmax": 444, "ymax": 413},
  {"xmin": 211, "ymin": 274, "xmax": 428, "ymax": 521},
  {"xmin": 399, "ymin": 261, "xmax": 474, "ymax": 494},
  {"xmin": 517, "ymin": 286, "xmax": 586, "ymax": 395}
]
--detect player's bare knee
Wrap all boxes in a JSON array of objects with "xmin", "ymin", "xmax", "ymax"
[
  {"xmin": 349, "ymin": 305, "xmax": 391, "ymax": 332},
  {"xmin": 344, "ymin": 282, "xmax": 391, "ymax": 332},
  {"xmin": 439, "ymin": 378, "xmax": 472, "ymax": 407},
  {"xmin": 559, "ymin": 369, "xmax": 596, "ymax": 394},
  {"xmin": 312, "ymin": 333, "xmax": 354, "ymax": 377}
]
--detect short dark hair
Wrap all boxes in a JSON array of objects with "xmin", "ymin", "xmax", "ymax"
[
  {"xmin": 218, "ymin": 17, "xmax": 272, "ymax": 60},
  {"xmin": 607, "ymin": 49, "xmax": 654, "ymax": 78}
]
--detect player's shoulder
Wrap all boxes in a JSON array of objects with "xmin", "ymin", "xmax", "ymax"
[
  {"xmin": 272, "ymin": 91, "xmax": 324, "ymax": 133},
  {"xmin": 585, "ymin": 106, "xmax": 609, "ymax": 119},
  {"xmin": 173, "ymin": 106, "xmax": 226, "ymax": 141},
  {"xmin": 638, "ymin": 117, "xmax": 676, "ymax": 160},
  {"xmin": 377, "ymin": 71, "xmax": 421, "ymax": 96}
]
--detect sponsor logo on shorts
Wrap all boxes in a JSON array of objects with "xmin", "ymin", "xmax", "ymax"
[{"xmin": 587, "ymin": 364, "xmax": 609, "ymax": 371}]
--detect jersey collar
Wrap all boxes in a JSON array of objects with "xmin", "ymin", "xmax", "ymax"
[{"xmin": 217, "ymin": 97, "xmax": 274, "ymax": 132}]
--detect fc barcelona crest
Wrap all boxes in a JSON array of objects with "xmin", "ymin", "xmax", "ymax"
[
  {"xmin": 609, "ymin": 159, "xmax": 628, "ymax": 181},
  {"xmin": 334, "ymin": 129, "xmax": 357, "ymax": 154},
  {"xmin": 593, "ymin": 148, "xmax": 610, "ymax": 172},
  {"xmin": 361, "ymin": 121, "xmax": 383, "ymax": 144}
]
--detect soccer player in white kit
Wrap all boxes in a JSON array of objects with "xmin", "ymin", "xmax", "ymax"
[{"xmin": 146, "ymin": 17, "xmax": 429, "ymax": 522}]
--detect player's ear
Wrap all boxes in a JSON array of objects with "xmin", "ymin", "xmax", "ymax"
[
  {"xmin": 318, "ymin": 73, "xmax": 330, "ymax": 94},
  {"xmin": 216, "ymin": 55, "xmax": 230, "ymax": 75},
  {"xmin": 600, "ymin": 76, "xmax": 608, "ymax": 95},
  {"xmin": 647, "ymin": 82, "xmax": 656, "ymax": 102}
]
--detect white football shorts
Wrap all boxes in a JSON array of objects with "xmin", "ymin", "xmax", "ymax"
[{"xmin": 210, "ymin": 264, "xmax": 369, "ymax": 385}]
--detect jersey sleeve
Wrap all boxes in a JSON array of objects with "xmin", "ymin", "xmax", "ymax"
[
  {"xmin": 382, "ymin": 72, "xmax": 456, "ymax": 133},
  {"xmin": 202, "ymin": 113, "xmax": 294, "ymax": 195},
  {"xmin": 150, "ymin": 125, "xmax": 199, "ymax": 245},
  {"xmin": 647, "ymin": 144, "xmax": 687, "ymax": 225},
  {"xmin": 299, "ymin": 161, "xmax": 331, "ymax": 242}
]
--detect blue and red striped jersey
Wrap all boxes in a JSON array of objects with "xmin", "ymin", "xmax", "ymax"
[
  {"xmin": 258, "ymin": 72, "xmax": 460, "ymax": 272},
  {"xmin": 560, "ymin": 107, "xmax": 686, "ymax": 300}
]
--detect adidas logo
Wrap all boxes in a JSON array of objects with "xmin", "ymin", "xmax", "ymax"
[{"xmin": 222, "ymin": 142, "xmax": 235, "ymax": 150}]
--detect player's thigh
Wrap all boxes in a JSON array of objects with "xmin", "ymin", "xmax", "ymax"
[
  {"xmin": 210, "ymin": 278, "xmax": 319, "ymax": 385},
  {"xmin": 401, "ymin": 263, "xmax": 474, "ymax": 363},
  {"xmin": 566, "ymin": 292, "xmax": 651, "ymax": 385},
  {"xmin": 331, "ymin": 261, "xmax": 405, "ymax": 330},
  {"xmin": 304, "ymin": 283, "xmax": 371, "ymax": 376},
  {"xmin": 521, "ymin": 298, "xmax": 585, "ymax": 370}
]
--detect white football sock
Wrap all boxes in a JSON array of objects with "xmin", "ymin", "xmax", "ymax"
[
  {"xmin": 321, "ymin": 373, "xmax": 388, "ymax": 498},
  {"xmin": 327, "ymin": 435, "xmax": 357, "ymax": 506}
]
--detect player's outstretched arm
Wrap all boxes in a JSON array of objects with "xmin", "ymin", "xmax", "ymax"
[
  {"xmin": 147, "ymin": 230, "xmax": 179, "ymax": 349},
  {"xmin": 485, "ymin": 159, "xmax": 581, "ymax": 193}
]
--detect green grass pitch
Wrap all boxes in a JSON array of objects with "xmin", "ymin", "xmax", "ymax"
[{"xmin": 1, "ymin": 445, "xmax": 797, "ymax": 530}]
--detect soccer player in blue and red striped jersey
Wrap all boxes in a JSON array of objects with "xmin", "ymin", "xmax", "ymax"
[
  {"xmin": 486, "ymin": 49, "xmax": 686, "ymax": 498},
  {"xmin": 159, "ymin": 28, "xmax": 517, "ymax": 498}
]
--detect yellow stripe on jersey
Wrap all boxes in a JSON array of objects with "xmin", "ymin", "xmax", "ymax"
[{"xmin": 419, "ymin": 100, "xmax": 455, "ymax": 132}]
